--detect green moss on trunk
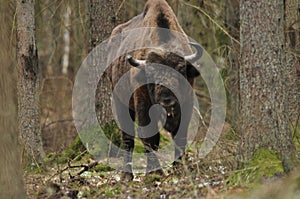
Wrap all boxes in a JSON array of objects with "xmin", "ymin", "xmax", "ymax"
[{"xmin": 226, "ymin": 149, "xmax": 284, "ymax": 188}]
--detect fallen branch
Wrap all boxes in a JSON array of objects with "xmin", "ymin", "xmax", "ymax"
[{"xmin": 46, "ymin": 160, "xmax": 98, "ymax": 182}]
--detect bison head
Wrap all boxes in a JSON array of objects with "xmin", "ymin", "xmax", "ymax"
[{"xmin": 126, "ymin": 42, "xmax": 202, "ymax": 120}]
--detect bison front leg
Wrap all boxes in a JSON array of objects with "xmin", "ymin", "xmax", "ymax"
[
  {"xmin": 170, "ymin": 102, "xmax": 193, "ymax": 166},
  {"xmin": 172, "ymin": 127, "xmax": 187, "ymax": 164},
  {"xmin": 136, "ymin": 103, "xmax": 164, "ymax": 175},
  {"xmin": 164, "ymin": 116, "xmax": 187, "ymax": 165},
  {"xmin": 122, "ymin": 131, "xmax": 135, "ymax": 181},
  {"xmin": 113, "ymin": 97, "xmax": 135, "ymax": 181},
  {"xmin": 140, "ymin": 134, "xmax": 164, "ymax": 175}
]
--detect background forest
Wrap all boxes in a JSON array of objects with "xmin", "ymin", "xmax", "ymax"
[{"xmin": 0, "ymin": 0, "xmax": 300, "ymax": 198}]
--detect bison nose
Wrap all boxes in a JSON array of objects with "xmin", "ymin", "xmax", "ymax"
[{"xmin": 159, "ymin": 97, "xmax": 176, "ymax": 107}]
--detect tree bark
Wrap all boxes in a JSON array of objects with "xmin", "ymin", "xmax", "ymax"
[
  {"xmin": 285, "ymin": 0, "xmax": 300, "ymax": 121},
  {"xmin": 0, "ymin": 1, "xmax": 26, "ymax": 197},
  {"xmin": 89, "ymin": 0, "xmax": 124, "ymax": 126},
  {"xmin": 16, "ymin": 0, "xmax": 45, "ymax": 166},
  {"xmin": 239, "ymin": 0, "xmax": 295, "ymax": 172}
]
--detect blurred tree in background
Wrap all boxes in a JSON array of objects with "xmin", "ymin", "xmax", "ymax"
[
  {"xmin": 0, "ymin": 1, "xmax": 26, "ymax": 197},
  {"xmin": 36, "ymin": 0, "xmax": 88, "ymax": 154},
  {"xmin": 225, "ymin": 0, "xmax": 240, "ymax": 130}
]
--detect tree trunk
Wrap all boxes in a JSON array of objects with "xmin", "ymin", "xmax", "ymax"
[
  {"xmin": 62, "ymin": 4, "xmax": 71, "ymax": 75},
  {"xmin": 16, "ymin": 0, "xmax": 44, "ymax": 166},
  {"xmin": 239, "ymin": 0, "xmax": 295, "ymax": 172},
  {"xmin": 89, "ymin": 0, "xmax": 124, "ymax": 126},
  {"xmin": 285, "ymin": 0, "xmax": 300, "ymax": 121},
  {"xmin": 0, "ymin": 1, "xmax": 26, "ymax": 197}
]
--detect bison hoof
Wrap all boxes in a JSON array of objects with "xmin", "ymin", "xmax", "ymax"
[
  {"xmin": 121, "ymin": 171, "xmax": 134, "ymax": 181},
  {"xmin": 172, "ymin": 159, "xmax": 184, "ymax": 169}
]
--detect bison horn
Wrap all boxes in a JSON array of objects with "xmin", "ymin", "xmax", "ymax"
[
  {"xmin": 126, "ymin": 55, "xmax": 146, "ymax": 67},
  {"xmin": 184, "ymin": 42, "xmax": 203, "ymax": 63}
]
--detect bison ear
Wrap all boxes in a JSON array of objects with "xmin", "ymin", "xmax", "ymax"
[{"xmin": 187, "ymin": 64, "xmax": 200, "ymax": 78}]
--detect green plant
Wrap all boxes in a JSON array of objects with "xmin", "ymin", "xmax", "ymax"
[{"xmin": 226, "ymin": 149, "xmax": 284, "ymax": 188}]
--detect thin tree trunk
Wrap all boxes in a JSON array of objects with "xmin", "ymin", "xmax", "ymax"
[
  {"xmin": 0, "ymin": 1, "xmax": 26, "ymax": 197},
  {"xmin": 16, "ymin": 0, "xmax": 44, "ymax": 166},
  {"xmin": 89, "ymin": 0, "xmax": 124, "ymax": 126},
  {"xmin": 239, "ymin": 0, "xmax": 295, "ymax": 172},
  {"xmin": 62, "ymin": 4, "xmax": 71, "ymax": 75}
]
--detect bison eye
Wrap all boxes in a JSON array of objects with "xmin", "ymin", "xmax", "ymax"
[{"xmin": 187, "ymin": 64, "xmax": 200, "ymax": 78}]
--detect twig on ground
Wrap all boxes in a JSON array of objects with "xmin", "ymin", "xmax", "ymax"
[{"xmin": 46, "ymin": 160, "xmax": 98, "ymax": 182}]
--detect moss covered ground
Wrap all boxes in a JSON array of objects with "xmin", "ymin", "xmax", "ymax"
[{"xmin": 24, "ymin": 123, "xmax": 300, "ymax": 198}]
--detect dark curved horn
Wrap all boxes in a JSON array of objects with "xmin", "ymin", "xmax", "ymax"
[
  {"xmin": 184, "ymin": 42, "xmax": 203, "ymax": 63},
  {"xmin": 126, "ymin": 55, "xmax": 146, "ymax": 67}
]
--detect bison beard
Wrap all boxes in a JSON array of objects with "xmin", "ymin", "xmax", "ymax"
[{"xmin": 108, "ymin": 0, "xmax": 202, "ymax": 181}]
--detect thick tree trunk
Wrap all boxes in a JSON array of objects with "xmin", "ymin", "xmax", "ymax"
[
  {"xmin": 239, "ymin": 0, "xmax": 295, "ymax": 172},
  {"xmin": 89, "ymin": 0, "xmax": 124, "ymax": 126},
  {"xmin": 285, "ymin": 0, "xmax": 300, "ymax": 121},
  {"xmin": 16, "ymin": 0, "xmax": 44, "ymax": 165},
  {"xmin": 0, "ymin": 1, "xmax": 26, "ymax": 197}
]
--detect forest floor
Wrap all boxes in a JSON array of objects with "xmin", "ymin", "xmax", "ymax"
[
  {"xmin": 24, "ymin": 122, "xmax": 300, "ymax": 199},
  {"xmin": 24, "ymin": 165, "xmax": 300, "ymax": 199}
]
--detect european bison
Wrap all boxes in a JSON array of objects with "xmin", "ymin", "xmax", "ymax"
[{"xmin": 108, "ymin": 0, "xmax": 203, "ymax": 180}]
